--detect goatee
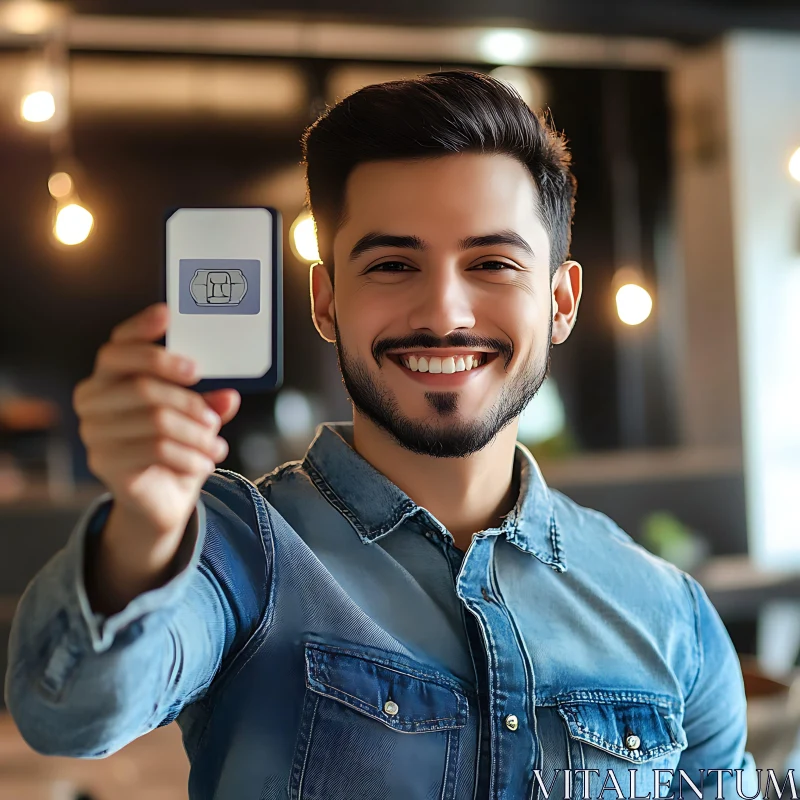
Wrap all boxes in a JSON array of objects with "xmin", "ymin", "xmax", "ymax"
[{"xmin": 333, "ymin": 316, "xmax": 552, "ymax": 458}]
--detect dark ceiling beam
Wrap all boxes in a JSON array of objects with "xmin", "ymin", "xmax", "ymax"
[
  {"xmin": 67, "ymin": 0, "xmax": 800, "ymax": 42},
  {"xmin": 0, "ymin": 14, "xmax": 681, "ymax": 69}
]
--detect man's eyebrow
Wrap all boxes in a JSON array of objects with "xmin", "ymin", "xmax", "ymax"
[
  {"xmin": 349, "ymin": 233, "xmax": 427, "ymax": 261},
  {"xmin": 458, "ymin": 230, "xmax": 535, "ymax": 259},
  {"xmin": 347, "ymin": 228, "xmax": 535, "ymax": 261}
]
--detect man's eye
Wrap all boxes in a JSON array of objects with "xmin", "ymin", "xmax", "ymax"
[
  {"xmin": 474, "ymin": 261, "xmax": 514, "ymax": 271},
  {"xmin": 366, "ymin": 260, "xmax": 515, "ymax": 273},
  {"xmin": 368, "ymin": 262, "xmax": 410, "ymax": 272}
]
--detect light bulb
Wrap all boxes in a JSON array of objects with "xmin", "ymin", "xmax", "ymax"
[
  {"xmin": 54, "ymin": 203, "xmax": 93, "ymax": 245},
  {"xmin": 21, "ymin": 89, "xmax": 55, "ymax": 122},
  {"xmin": 789, "ymin": 146, "xmax": 800, "ymax": 183},
  {"xmin": 2, "ymin": 1, "xmax": 61, "ymax": 34},
  {"xmin": 616, "ymin": 283, "xmax": 653, "ymax": 326},
  {"xmin": 47, "ymin": 171, "xmax": 73, "ymax": 199},
  {"xmin": 478, "ymin": 29, "xmax": 539, "ymax": 65},
  {"xmin": 291, "ymin": 210, "xmax": 320, "ymax": 263}
]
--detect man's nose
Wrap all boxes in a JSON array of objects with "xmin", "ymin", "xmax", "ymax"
[{"xmin": 406, "ymin": 266, "xmax": 476, "ymax": 336}]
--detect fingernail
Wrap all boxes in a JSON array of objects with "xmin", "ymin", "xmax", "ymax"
[
  {"xmin": 179, "ymin": 358, "xmax": 196, "ymax": 376},
  {"xmin": 203, "ymin": 408, "xmax": 220, "ymax": 425}
]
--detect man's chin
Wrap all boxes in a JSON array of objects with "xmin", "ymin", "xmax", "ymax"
[
  {"xmin": 366, "ymin": 414, "xmax": 500, "ymax": 458},
  {"xmin": 393, "ymin": 408, "xmax": 467, "ymax": 424}
]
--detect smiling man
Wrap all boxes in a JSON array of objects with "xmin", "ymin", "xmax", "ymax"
[
  {"xmin": 6, "ymin": 71, "xmax": 758, "ymax": 800},
  {"xmin": 318, "ymin": 151, "xmax": 564, "ymax": 546}
]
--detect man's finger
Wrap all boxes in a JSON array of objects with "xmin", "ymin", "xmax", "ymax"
[
  {"xmin": 201, "ymin": 389, "xmax": 241, "ymax": 425},
  {"xmin": 94, "ymin": 342, "xmax": 196, "ymax": 384}
]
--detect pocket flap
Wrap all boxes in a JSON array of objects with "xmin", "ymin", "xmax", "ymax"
[
  {"xmin": 556, "ymin": 692, "xmax": 687, "ymax": 763},
  {"xmin": 304, "ymin": 642, "xmax": 468, "ymax": 733}
]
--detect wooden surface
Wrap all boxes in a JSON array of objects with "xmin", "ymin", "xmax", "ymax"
[{"xmin": 0, "ymin": 712, "xmax": 189, "ymax": 800}]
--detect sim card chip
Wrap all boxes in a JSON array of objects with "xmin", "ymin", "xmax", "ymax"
[{"xmin": 178, "ymin": 258, "xmax": 261, "ymax": 315}]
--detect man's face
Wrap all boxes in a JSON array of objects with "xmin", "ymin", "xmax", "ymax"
[{"xmin": 323, "ymin": 152, "xmax": 559, "ymax": 458}]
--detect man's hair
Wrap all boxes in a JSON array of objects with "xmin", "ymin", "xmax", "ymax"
[{"xmin": 301, "ymin": 69, "xmax": 577, "ymax": 282}]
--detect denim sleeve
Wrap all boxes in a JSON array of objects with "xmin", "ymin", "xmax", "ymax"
[
  {"xmin": 3, "ymin": 471, "xmax": 269, "ymax": 759},
  {"xmin": 671, "ymin": 573, "xmax": 761, "ymax": 799}
]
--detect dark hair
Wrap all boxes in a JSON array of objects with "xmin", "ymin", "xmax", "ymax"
[{"xmin": 301, "ymin": 69, "xmax": 577, "ymax": 281}]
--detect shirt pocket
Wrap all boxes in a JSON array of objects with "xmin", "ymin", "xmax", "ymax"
[
  {"xmin": 555, "ymin": 691, "xmax": 688, "ymax": 800},
  {"xmin": 288, "ymin": 641, "xmax": 469, "ymax": 800}
]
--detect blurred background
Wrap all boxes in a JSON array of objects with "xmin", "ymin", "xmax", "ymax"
[{"xmin": 0, "ymin": 0, "xmax": 799, "ymax": 797}]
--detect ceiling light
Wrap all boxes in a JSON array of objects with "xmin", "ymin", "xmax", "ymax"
[
  {"xmin": 478, "ymin": 29, "xmax": 540, "ymax": 66},
  {"xmin": 54, "ymin": 202, "xmax": 93, "ymax": 245},
  {"xmin": 1, "ymin": 0, "xmax": 63, "ymax": 35},
  {"xmin": 21, "ymin": 88, "xmax": 55, "ymax": 122},
  {"xmin": 47, "ymin": 170, "xmax": 72, "ymax": 198}
]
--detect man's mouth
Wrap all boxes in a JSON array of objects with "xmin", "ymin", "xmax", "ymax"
[{"xmin": 386, "ymin": 351, "xmax": 498, "ymax": 374}]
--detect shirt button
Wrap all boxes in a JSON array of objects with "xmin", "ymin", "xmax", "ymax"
[
  {"xmin": 625, "ymin": 733, "xmax": 641, "ymax": 750},
  {"xmin": 505, "ymin": 714, "xmax": 519, "ymax": 731},
  {"xmin": 383, "ymin": 700, "xmax": 399, "ymax": 716}
]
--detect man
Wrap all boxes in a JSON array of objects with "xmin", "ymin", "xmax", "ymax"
[{"xmin": 5, "ymin": 71, "xmax": 757, "ymax": 800}]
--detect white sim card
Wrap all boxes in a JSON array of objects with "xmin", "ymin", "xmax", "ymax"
[{"xmin": 163, "ymin": 207, "xmax": 283, "ymax": 393}]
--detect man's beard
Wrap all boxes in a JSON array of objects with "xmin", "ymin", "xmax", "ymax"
[{"xmin": 333, "ymin": 315, "xmax": 553, "ymax": 458}]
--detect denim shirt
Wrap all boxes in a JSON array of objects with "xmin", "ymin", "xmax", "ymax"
[{"xmin": 5, "ymin": 421, "xmax": 758, "ymax": 800}]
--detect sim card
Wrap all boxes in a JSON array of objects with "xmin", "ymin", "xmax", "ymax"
[{"xmin": 162, "ymin": 207, "xmax": 283, "ymax": 393}]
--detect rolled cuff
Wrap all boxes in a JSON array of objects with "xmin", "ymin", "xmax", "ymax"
[{"xmin": 66, "ymin": 491, "xmax": 207, "ymax": 654}]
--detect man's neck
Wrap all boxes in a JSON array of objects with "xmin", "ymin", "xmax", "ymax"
[{"xmin": 350, "ymin": 413, "xmax": 520, "ymax": 552}]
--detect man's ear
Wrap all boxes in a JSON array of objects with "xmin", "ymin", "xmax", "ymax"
[
  {"xmin": 310, "ymin": 262, "xmax": 336, "ymax": 343},
  {"xmin": 551, "ymin": 260, "xmax": 583, "ymax": 345}
]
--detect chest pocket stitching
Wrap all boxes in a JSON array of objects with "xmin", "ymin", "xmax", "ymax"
[
  {"xmin": 304, "ymin": 642, "xmax": 469, "ymax": 732},
  {"xmin": 310, "ymin": 678, "xmax": 462, "ymax": 726},
  {"xmin": 552, "ymin": 689, "xmax": 683, "ymax": 707},
  {"xmin": 556, "ymin": 698, "xmax": 687, "ymax": 763}
]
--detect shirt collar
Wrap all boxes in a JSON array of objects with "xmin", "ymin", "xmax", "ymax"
[{"xmin": 302, "ymin": 422, "xmax": 565, "ymax": 572}]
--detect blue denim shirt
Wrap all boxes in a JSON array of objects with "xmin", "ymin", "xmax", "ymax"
[{"xmin": 5, "ymin": 422, "xmax": 758, "ymax": 800}]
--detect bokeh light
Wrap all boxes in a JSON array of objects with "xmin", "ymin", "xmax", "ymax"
[
  {"xmin": 21, "ymin": 89, "xmax": 55, "ymax": 122},
  {"xmin": 478, "ymin": 29, "xmax": 539, "ymax": 65},
  {"xmin": 517, "ymin": 377, "xmax": 566, "ymax": 445},
  {"xmin": 616, "ymin": 283, "xmax": 653, "ymax": 326},
  {"xmin": 274, "ymin": 388, "xmax": 315, "ymax": 439},
  {"xmin": 789, "ymin": 146, "xmax": 800, "ymax": 182},
  {"xmin": 47, "ymin": 171, "xmax": 73, "ymax": 199},
  {"xmin": 290, "ymin": 209, "xmax": 321, "ymax": 263},
  {"xmin": 1, "ymin": 0, "xmax": 61, "ymax": 35},
  {"xmin": 54, "ymin": 203, "xmax": 93, "ymax": 245}
]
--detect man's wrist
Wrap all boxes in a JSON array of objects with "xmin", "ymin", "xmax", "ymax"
[{"xmin": 84, "ymin": 504, "xmax": 196, "ymax": 617}]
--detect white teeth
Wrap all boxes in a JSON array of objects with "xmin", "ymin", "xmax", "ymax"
[{"xmin": 398, "ymin": 353, "xmax": 487, "ymax": 372}]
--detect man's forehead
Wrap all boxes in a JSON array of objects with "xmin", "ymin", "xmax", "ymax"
[
  {"xmin": 337, "ymin": 153, "xmax": 546, "ymax": 250},
  {"xmin": 344, "ymin": 151, "xmax": 537, "ymax": 196}
]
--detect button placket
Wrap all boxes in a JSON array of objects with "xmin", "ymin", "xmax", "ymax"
[{"xmin": 455, "ymin": 534, "xmax": 536, "ymax": 800}]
